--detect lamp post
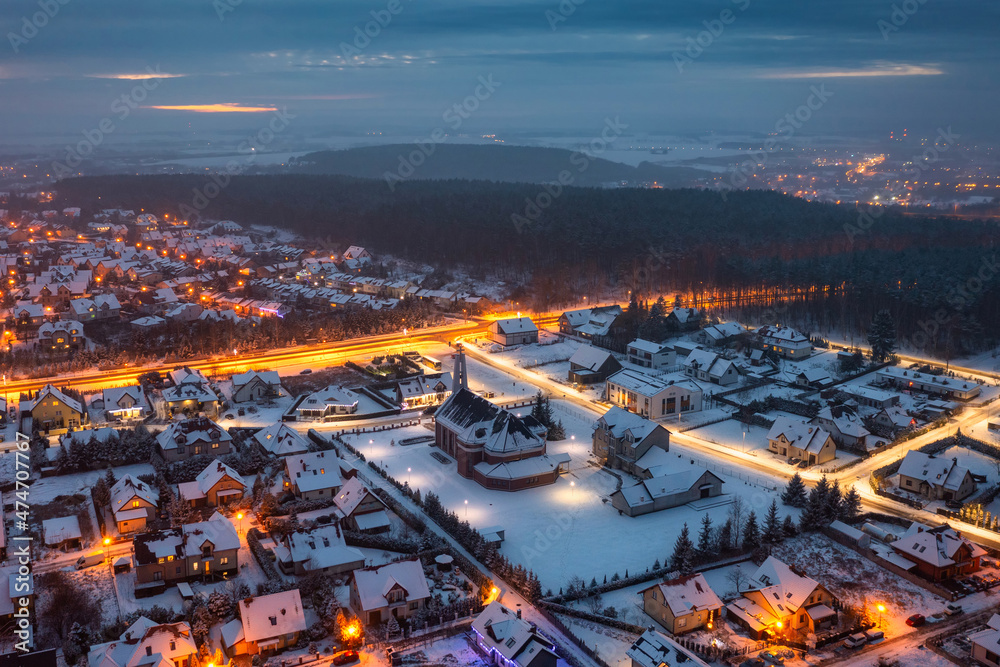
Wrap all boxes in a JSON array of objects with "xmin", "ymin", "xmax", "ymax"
[
  {"xmin": 877, "ymin": 604, "xmax": 885, "ymax": 629},
  {"xmin": 236, "ymin": 512, "xmax": 244, "ymax": 534}
]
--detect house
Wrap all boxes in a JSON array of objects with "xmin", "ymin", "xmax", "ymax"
[
  {"xmin": 471, "ymin": 601, "xmax": 559, "ymax": 667},
  {"xmin": 876, "ymin": 366, "xmax": 982, "ymax": 400},
  {"xmin": 131, "ymin": 316, "xmax": 165, "ymax": 331},
  {"xmin": 897, "ymin": 451, "xmax": 977, "ymax": 502},
  {"xmin": 295, "ymin": 385, "xmax": 361, "ymax": 419},
  {"xmin": 350, "ymin": 558, "xmax": 431, "ymax": 625},
  {"xmin": 640, "ymin": 573, "xmax": 723, "ymax": 635},
  {"xmin": 611, "ymin": 469, "xmax": 724, "ymax": 517},
  {"xmin": 489, "ymin": 317, "xmax": 539, "ymax": 347},
  {"xmin": 559, "ymin": 305, "xmax": 624, "ymax": 341},
  {"xmin": 666, "ymin": 307, "xmax": 700, "ymax": 331},
  {"xmin": 177, "ymin": 461, "xmax": 246, "ymax": 507},
  {"xmin": 252, "ymin": 422, "xmax": 310, "ymax": 457},
  {"xmin": 161, "ymin": 368, "xmax": 219, "ymax": 418},
  {"xmin": 87, "ymin": 618, "xmax": 197, "ymax": 667},
  {"xmin": 37, "ymin": 320, "xmax": 85, "ymax": 352},
  {"xmin": 811, "ymin": 405, "xmax": 871, "ymax": 451},
  {"xmin": 101, "ymin": 385, "xmax": 149, "ymax": 421},
  {"xmin": 626, "ymin": 630, "xmax": 711, "ymax": 667},
  {"xmin": 69, "ymin": 294, "xmax": 121, "ymax": 322},
  {"xmin": 872, "ymin": 405, "xmax": 917, "ymax": 435},
  {"xmin": 841, "ymin": 385, "xmax": 899, "ymax": 409},
  {"xmin": 155, "ymin": 417, "xmax": 232, "ymax": 462},
  {"xmin": 795, "ymin": 368, "xmax": 833, "ymax": 389},
  {"xmin": 283, "ymin": 450, "xmax": 343, "ymax": 500},
  {"xmin": 766, "ymin": 417, "xmax": 837, "ymax": 465},
  {"xmin": 133, "ymin": 514, "xmax": 239, "ymax": 594},
  {"xmin": 275, "ymin": 524, "xmax": 364, "ymax": 576},
  {"xmin": 230, "ymin": 370, "xmax": 282, "ymax": 403},
  {"xmin": 626, "ymin": 339, "xmax": 677, "ymax": 370},
  {"xmin": 434, "ymin": 387, "xmax": 569, "ymax": 491},
  {"xmin": 568, "ymin": 345, "xmax": 622, "ymax": 384},
  {"xmin": 970, "ymin": 613, "xmax": 1000, "ymax": 667},
  {"xmin": 694, "ymin": 322, "xmax": 745, "ymax": 347},
  {"xmin": 756, "ymin": 325, "xmax": 813, "ymax": 359},
  {"xmin": 109, "ymin": 475, "xmax": 159, "ymax": 534},
  {"xmin": 391, "ymin": 373, "xmax": 452, "ymax": 409},
  {"xmin": 226, "ymin": 590, "xmax": 307, "ymax": 656},
  {"xmin": 606, "ymin": 369, "xmax": 703, "ymax": 419},
  {"xmin": 42, "ymin": 515, "xmax": 82, "ymax": 550},
  {"xmin": 726, "ymin": 556, "xmax": 838, "ymax": 641},
  {"xmin": 592, "ymin": 407, "xmax": 670, "ymax": 476},
  {"xmin": 682, "ymin": 349, "xmax": 739, "ymax": 386},
  {"xmin": 334, "ymin": 477, "xmax": 391, "ymax": 533},
  {"xmin": 890, "ymin": 524, "xmax": 985, "ymax": 582},
  {"xmin": 21, "ymin": 384, "xmax": 85, "ymax": 433}
]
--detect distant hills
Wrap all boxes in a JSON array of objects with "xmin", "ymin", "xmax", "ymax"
[{"xmin": 294, "ymin": 144, "xmax": 704, "ymax": 187}]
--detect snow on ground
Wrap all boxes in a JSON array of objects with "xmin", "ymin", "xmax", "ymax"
[
  {"xmin": 391, "ymin": 633, "xmax": 489, "ymax": 667},
  {"xmin": 29, "ymin": 463, "xmax": 156, "ymax": 504},
  {"xmin": 342, "ymin": 399, "xmax": 796, "ymax": 592},
  {"xmin": 553, "ymin": 614, "xmax": 638, "ymax": 667},
  {"xmin": 890, "ymin": 445, "xmax": 1000, "ymax": 511}
]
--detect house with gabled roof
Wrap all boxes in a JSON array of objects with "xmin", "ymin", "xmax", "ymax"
[
  {"xmin": 334, "ymin": 477, "xmax": 390, "ymax": 533},
  {"xmin": 471, "ymin": 601, "xmax": 559, "ymax": 667},
  {"xmin": 101, "ymin": 385, "xmax": 148, "ymax": 421},
  {"xmin": 897, "ymin": 451, "xmax": 977, "ymax": 502},
  {"xmin": 252, "ymin": 422, "xmax": 310, "ymax": 457},
  {"xmin": 971, "ymin": 613, "xmax": 1000, "ymax": 667},
  {"xmin": 766, "ymin": 417, "xmax": 837, "ymax": 465},
  {"xmin": 592, "ymin": 406, "xmax": 670, "ymax": 476},
  {"xmin": 161, "ymin": 367, "xmax": 218, "ymax": 418},
  {"xmin": 224, "ymin": 590, "xmax": 307, "ymax": 656},
  {"xmin": 756, "ymin": 325, "xmax": 812, "ymax": 359},
  {"xmin": 666, "ymin": 307, "xmax": 700, "ymax": 331},
  {"xmin": 283, "ymin": 450, "xmax": 342, "ymax": 500},
  {"xmin": 87, "ymin": 618, "xmax": 197, "ymax": 667},
  {"xmin": 611, "ymin": 469, "xmax": 724, "ymax": 517},
  {"xmin": 626, "ymin": 630, "xmax": 711, "ymax": 667},
  {"xmin": 890, "ymin": 524, "xmax": 985, "ymax": 582},
  {"xmin": 156, "ymin": 417, "xmax": 232, "ymax": 462},
  {"xmin": 38, "ymin": 319, "xmax": 85, "ymax": 353},
  {"xmin": 350, "ymin": 558, "xmax": 431, "ymax": 625},
  {"xmin": 626, "ymin": 339, "xmax": 676, "ymax": 370},
  {"xmin": 694, "ymin": 321, "xmax": 745, "ymax": 347},
  {"xmin": 683, "ymin": 349, "xmax": 739, "ymax": 386},
  {"xmin": 640, "ymin": 573, "xmax": 722, "ymax": 635},
  {"xmin": 811, "ymin": 404, "xmax": 871, "ymax": 451},
  {"xmin": 568, "ymin": 345, "xmax": 622, "ymax": 384},
  {"xmin": 489, "ymin": 317, "xmax": 538, "ymax": 347},
  {"xmin": 22, "ymin": 383, "xmax": 86, "ymax": 433},
  {"xmin": 178, "ymin": 461, "xmax": 246, "ymax": 508},
  {"xmin": 231, "ymin": 370, "xmax": 282, "ymax": 403},
  {"xmin": 275, "ymin": 524, "xmax": 364, "ymax": 576},
  {"xmin": 726, "ymin": 556, "xmax": 838, "ymax": 641},
  {"xmin": 109, "ymin": 475, "xmax": 159, "ymax": 534},
  {"xmin": 133, "ymin": 514, "xmax": 239, "ymax": 593},
  {"xmin": 606, "ymin": 369, "xmax": 703, "ymax": 419}
]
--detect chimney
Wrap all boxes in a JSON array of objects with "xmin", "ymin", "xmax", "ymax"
[
  {"xmin": 516, "ymin": 605, "xmax": 522, "ymax": 619},
  {"xmin": 453, "ymin": 343, "xmax": 469, "ymax": 392}
]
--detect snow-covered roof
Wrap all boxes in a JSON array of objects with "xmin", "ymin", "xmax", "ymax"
[
  {"xmin": 627, "ymin": 338, "xmax": 670, "ymax": 355},
  {"xmin": 626, "ymin": 630, "xmax": 711, "ymax": 667},
  {"xmin": 472, "ymin": 601, "xmax": 558, "ymax": 666},
  {"xmin": 284, "ymin": 525, "xmax": 364, "ymax": 573},
  {"xmin": 284, "ymin": 450, "xmax": 342, "ymax": 493},
  {"xmin": 23, "ymin": 384, "xmax": 83, "ymax": 415},
  {"xmin": 42, "ymin": 515, "xmax": 82, "ymax": 545},
  {"xmin": 89, "ymin": 621, "xmax": 196, "ymax": 667},
  {"xmin": 239, "ymin": 590, "xmax": 307, "ymax": 644},
  {"xmin": 231, "ymin": 369, "xmax": 281, "ymax": 389},
  {"xmin": 102, "ymin": 385, "xmax": 148, "ymax": 412},
  {"xmin": 333, "ymin": 477, "xmax": 383, "ymax": 517},
  {"xmin": 891, "ymin": 525, "xmax": 986, "ymax": 568},
  {"xmin": 897, "ymin": 451, "xmax": 971, "ymax": 491},
  {"xmin": 351, "ymin": 559, "xmax": 431, "ymax": 611},
  {"xmin": 156, "ymin": 417, "xmax": 230, "ymax": 451},
  {"xmin": 110, "ymin": 475, "xmax": 158, "ymax": 517},
  {"xmin": 179, "ymin": 460, "xmax": 246, "ymax": 501},
  {"xmin": 745, "ymin": 556, "xmax": 822, "ymax": 617},
  {"xmin": 641, "ymin": 573, "xmax": 722, "ymax": 617},
  {"xmin": 493, "ymin": 317, "xmax": 537, "ymax": 335},
  {"xmin": 252, "ymin": 422, "xmax": 310, "ymax": 456},
  {"xmin": 971, "ymin": 614, "xmax": 1000, "ymax": 657},
  {"xmin": 756, "ymin": 325, "xmax": 808, "ymax": 343},
  {"xmin": 616, "ymin": 470, "xmax": 722, "ymax": 507},
  {"xmin": 568, "ymin": 344, "xmax": 617, "ymax": 372},
  {"xmin": 435, "ymin": 388, "xmax": 547, "ymax": 452},
  {"xmin": 595, "ymin": 406, "xmax": 666, "ymax": 445},
  {"xmin": 474, "ymin": 454, "xmax": 568, "ymax": 481},
  {"xmin": 766, "ymin": 417, "xmax": 833, "ymax": 455}
]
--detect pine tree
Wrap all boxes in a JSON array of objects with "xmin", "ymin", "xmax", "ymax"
[
  {"xmin": 824, "ymin": 479, "xmax": 843, "ymax": 525},
  {"xmin": 92, "ymin": 477, "xmax": 110, "ymax": 509},
  {"xmin": 742, "ymin": 511, "xmax": 760, "ymax": 553},
  {"xmin": 669, "ymin": 523, "xmax": 695, "ymax": 575},
  {"xmin": 696, "ymin": 513, "xmax": 714, "ymax": 559},
  {"xmin": 763, "ymin": 500, "xmax": 783, "ymax": 545},
  {"xmin": 530, "ymin": 391, "xmax": 547, "ymax": 424},
  {"xmin": 782, "ymin": 514, "xmax": 799, "ymax": 538},
  {"xmin": 841, "ymin": 487, "xmax": 863, "ymax": 522},
  {"xmin": 867, "ymin": 310, "xmax": 897, "ymax": 363},
  {"xmin": 801, "ymin": 475, "xmax": 831, "ymax": 531},
  {"xmin": 782, "ymin": 473, "xmax": 808, "ymax": 508},
  {"xmin": 104, "ymin": 465, "xmax": 117, "ymax": 488},
  {"xmin": 716, "ymin": 518, "xmax": 734, "ymax": 553}
]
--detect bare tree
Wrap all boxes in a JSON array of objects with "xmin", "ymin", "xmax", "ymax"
[
  {"xmin": 726, "ymin": 564, "xmax": 749, "ymax": 597},
  {"xmin": 585, "ymin": 592, "xmax": 604, "ymax": 615},
  {"xmin": 728, "ymin": 495, "xmax": 746, "ymax": 546}
]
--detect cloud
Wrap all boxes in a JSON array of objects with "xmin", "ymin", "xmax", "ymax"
[
  {"xmin": 757, "ymin": 63, "xmax": 945, "ymax": 79},
  {"xmin": 143, "ymin": 103, "xmax": 278, "ymax": 113}
]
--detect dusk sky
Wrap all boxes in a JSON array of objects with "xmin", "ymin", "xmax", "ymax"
[{"xmin": 1, "ymin": 0, "xmax": 997, "ymax": 143}]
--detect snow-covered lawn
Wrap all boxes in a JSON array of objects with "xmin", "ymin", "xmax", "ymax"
[
  {"xmin": 342, "ymin": 400, "xmax": 798, "ymax": 592},
  {"xmin": 390, "ymin": 633, "xmax": 488, "ymax": 666},
  {"xmin": 553, "ymin": 614, "xmax": 638, "ymax": 667},
  {"xmin": 29, "ymin": 463, "xmax": 156, "ymax": 504}
]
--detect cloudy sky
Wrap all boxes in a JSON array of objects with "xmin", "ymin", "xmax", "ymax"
[{"xmin": 1, "ymin": 0, "xmax": 997, "ymax": 143}]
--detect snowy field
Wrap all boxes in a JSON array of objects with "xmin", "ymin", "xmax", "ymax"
[
  {"xmin": 341, "ymin": 400, "xmax": 797, "ymax": 592},
  {"xmin": 29, "ymin": 462, "xmax": 156, "ymax": 504},
  {"xmin": 554, "ymin": 614, "xmax": 638, "ymax": 667}
]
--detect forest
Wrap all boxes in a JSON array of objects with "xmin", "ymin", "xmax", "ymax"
[{"xmin": 50, "ymin": 174, "xmax": 1000, "ymax": 357}]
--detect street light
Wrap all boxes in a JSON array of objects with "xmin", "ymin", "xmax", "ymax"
[
  {"xmin": 236, "ymin": 512, "xmax": 244, "ymax": 533},
  {"xmin": 877, "ymin": 604, "xmax": 885, "ymax": 628}
]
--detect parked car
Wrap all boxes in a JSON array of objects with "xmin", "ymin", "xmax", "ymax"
[
  {"xmin": 945, "ymin": 603, "xmax": 964, "ymax": 616},
  {"xmin": 906, "ymin": 614, "xmax": 926, "ymax": 627},
  {"xmin": 865, "ymin": 630, "xmax": 884, "ymax": 642},
  {"xmin": 843, "ymin": 633, "xmax": 867, "ymax": 649},
  {"xmin": 299, "ymin": 368, "xmax": 313, "ymax": 374},
  {"xmin": 759, "ymin": 650, "xmax": 784, "ymax": 664},
  {"xmin": 787, "ymin": 457, "xmax": 801, "ymax": 466},
  {"xmin": 945, "ymin": 499, "xmax": 964, "ymax": 510},
  {"xmin": 797, "ymin": 460, "xmax": 809, "ymax": 469},
  {"xmin": 75, "ymin": 550, "xmax": 105, "ymax": 570},
  {"xmin": 332, "ymin": 651, "xmax": 359, "ymax": 666}
]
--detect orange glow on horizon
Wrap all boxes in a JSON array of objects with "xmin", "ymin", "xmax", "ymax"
[{"xmin": 144, "ymin": 103, "xmax": 279, "ymax": 113}]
